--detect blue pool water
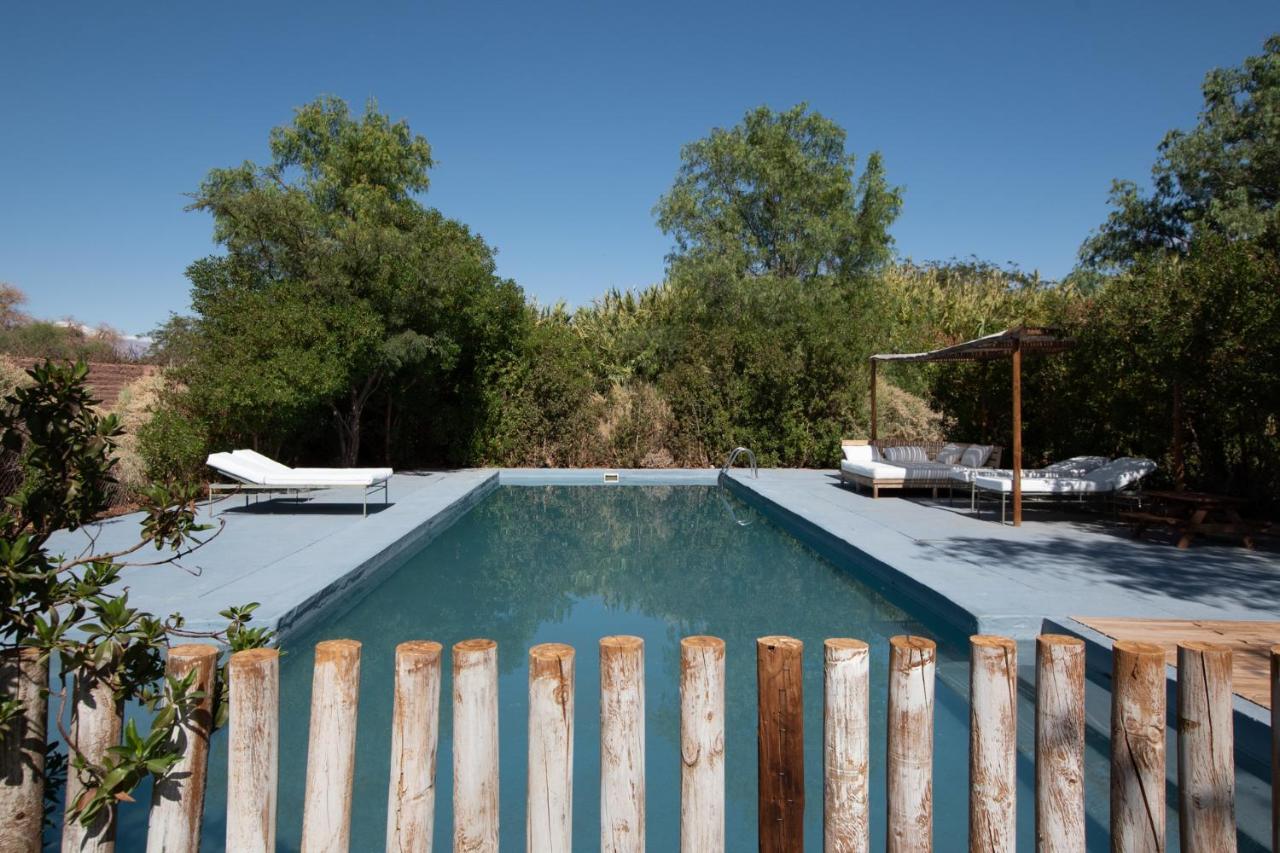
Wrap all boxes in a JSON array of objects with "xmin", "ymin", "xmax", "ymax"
[{"xmin": 107, "ymin": 484, "xmax": 1212, "ymax": 849}]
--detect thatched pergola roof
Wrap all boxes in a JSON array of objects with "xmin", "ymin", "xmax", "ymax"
[{"xmin": 871, "ymin": 327, "xmax": 1074, "ymax": 363}]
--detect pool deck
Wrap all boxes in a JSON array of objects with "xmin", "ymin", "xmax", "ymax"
[
  {"xmin": 724, "ymin": 469, "xmax": 1280, "ymax": 640},
  {"xmin": 45, "ymin": 470, "xmax": 498, "ymax": 637}
]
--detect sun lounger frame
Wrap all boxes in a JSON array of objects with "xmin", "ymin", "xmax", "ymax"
[{"xmin": 206, "ymin": 478, "xmax": 389, "ymax": 517}]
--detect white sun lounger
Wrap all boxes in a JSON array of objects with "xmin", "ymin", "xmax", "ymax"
[
  {"xmin": 972, "ymin": 457, "xmax": 1156, "ymax": 523},
  {"xmin": 206, "ymin": 450, "xmax": 392, "ymax": 516}
]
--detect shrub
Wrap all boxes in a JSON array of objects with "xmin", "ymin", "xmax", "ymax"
[{"xmin": 137, "ymin": 393, "xmax": 211, "ymax": 486}]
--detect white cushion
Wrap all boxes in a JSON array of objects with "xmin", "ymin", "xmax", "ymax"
[
  {"xmin": 841, "ymin": 444, "xmax": 873, "ymax": 463},
  {"xmin": 959, "ymin": 445, "xmax": 991, "ymax": 468},
  {"xmin": 1083, "ymin": 457, "xmax": 1156, "ymax": 489},
  {"xmin": 1044, "ymin": 456, "xmax": 1109, "ymax": 475},
  {"xmin": 973, "ymin": 475, "xmax": 1098, "ymax": 495},
  {"xmin": 231, "ymin": 449, "xmax": 292, "ymax": 473},
  {"xmin": 840, "ymin": 460, "xmax": 908, "ymax": 480},
  {"xmin": 207, "ymin": 452, "xmax": 391, "ymax": 486}
]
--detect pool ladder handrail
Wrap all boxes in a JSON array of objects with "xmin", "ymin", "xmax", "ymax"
[{"xmin": 721, "ymin": 446, "xmax": 758, "ymax": 479}]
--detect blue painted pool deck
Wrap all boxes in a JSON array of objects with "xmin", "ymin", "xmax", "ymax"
[{"xmin": 45, "ymin": 470, "xmax": 499, "ymax": 637}]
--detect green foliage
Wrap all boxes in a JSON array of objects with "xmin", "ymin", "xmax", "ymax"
[
  {"xmin": 1083, "ymin": 35, "xmax": 1280, "ymax": 267},
  {"xmin": 135, "ymin": 394, "xmax": 210, "ymax": 485},
  {"xmin": 168, "ymin": 96, "xmax": 525, "ymax": 467},
  {"xmin": 0, "ymin": 360, "xmax": 276, "ymax": 828},
  {"xmin": 656, "ymin": 103, "xmax": 902, "ymax": 282},
  {"xmin": 0, "ymin": 321, "xmax": 126, "ymax": 364}
]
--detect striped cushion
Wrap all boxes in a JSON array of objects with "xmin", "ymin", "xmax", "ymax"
[
  {"xmin": 935, "ymin": 443, "xmax": 964, "ymax": 464},
  {"xmin": 884, "ymin": 445, "xmax": 928, "ymax": 462},
  {"xmin": 959, "ymin": 445, "xmax": 991, "ymax": 467}
]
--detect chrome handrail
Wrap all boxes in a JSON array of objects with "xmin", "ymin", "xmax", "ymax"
[{"xmin": 720, "ymin": 446, "xmax": 758, "ymax": 479}]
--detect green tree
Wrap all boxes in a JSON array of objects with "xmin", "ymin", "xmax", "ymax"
[
  {"xmin": 175, "ymin": 96, "xmax": 524, "ymax": 465},
  {"xmin": 655, "ymin": 104, "xmax": 902, "ymax": 283},
  {"xmin": 1082, "ymin": 35, "xmax": 1280, "ymax": 267},
  {"xmin": 0, "ymin": 360, "xmax": 274, "ymax": 836}
]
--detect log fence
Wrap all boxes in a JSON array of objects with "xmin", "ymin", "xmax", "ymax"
[{"xmin": 0, "ymin": 635, "xmax": 1274, "ymax": 851}]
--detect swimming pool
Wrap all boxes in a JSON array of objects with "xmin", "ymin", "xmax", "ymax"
[{"xmin": 110, "ymin": 483, "xmax": 1220, "ymax": 849}]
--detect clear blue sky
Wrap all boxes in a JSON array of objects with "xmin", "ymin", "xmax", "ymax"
[{"xmin": 2, "ymin": 1, "xmax": 1276, "ymax": 334}]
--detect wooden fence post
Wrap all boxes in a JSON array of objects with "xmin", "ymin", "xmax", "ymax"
[
  {"xmin": 226, "ymin": 648, "xmax": 279, "ymax": 853},
  {"xmin": 454, "ymin": 639, "xmax": 499, "ymax": 853},
  {"xmin": 62, "ymin": 663, "xmax": 123, "ymax": 853},
  {"xmin": 681, "ymin": 636, "xmax": 725, "ymax": 853},
  {"xmin": 1177, "ymin": 642, "xmax": 1235, "ymax": 852},
  {"xmin": 600, "ymin": 635, "xmax": 644, "ymax": 853},
  {"xmin": 301, "ymin": 639, "xmax": 362, "ymax": 853},
  {"xmin": 824, "ymin": 638, "xmax": 870, "ymax": 853},
  {"xmin": 1035, "ymin": 634, "xmax": 1085, "ymax": 853},
  {"xmin": 757, "ymin": 636, "xmax": 804, "ymax": 853},
  {"xmin": 386, "ymin": 641, "xmax": 443, "ymax": 853},
  {"xmin": 146, "ymin": 644, "xmax": 219, "ymax": 853},
  {"xmin": 0, "ymin": 647, "xmax": 47, "ymax": 853},
  {"xmin": 527, "ymin": 643, "xmax": 575, "ymax": 853},
  {"xmin": 970, "ymin": 636, "xmax": 1017, "ymax": 853},
  {"xmin": 1110, "ymin": 640, "xmax": 1166, "ymax": 853},
  {"xmin": 886, "ymin": 635, "xmax": 935, "ymax": 853}
]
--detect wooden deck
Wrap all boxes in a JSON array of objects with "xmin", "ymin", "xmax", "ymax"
[{"xmin": 1073, "ymin": 616, "xmax": 1280, "ymax": 708}]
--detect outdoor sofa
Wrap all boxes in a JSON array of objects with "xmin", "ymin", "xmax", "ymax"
[
  {"xmin": 839, "ymin": 439, "xmax": 1003, "ymax": 498},
  {"xmin": 971, "ymin": 457, "xmax": 1157, "ymax": 523},
  {"xmin": 205, "ymin": 449, "xmax": 392, "ymax": 516}
]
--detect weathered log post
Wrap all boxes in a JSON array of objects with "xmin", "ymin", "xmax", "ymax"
[
  {"xmin": 886, "ymin": 635, "xmax": 935, "ymax": 853},
  {"xmin": 1035, "ymin": 634, "xmax": 1085, "ymax": 853},
  {"xmin": 386, "ymin": 640, "xmax": 442, "ymax": 853},
  {"xmin": 823, "ymin": 638, "xmax": 869, "ymax": 853},
  {"xmin": 1110, "ymin": 640, "xmax": 1166, "ymax": 853},
  {"xmin": 600, "ymin": 635, "xmax": 644, "ymax": 853},
  {"xmin": 970, "ymin": 635, "xmax": 1017, "ymax": 853},
  {"xmin": 527, "ymin": 643, "xmax": 575, "ymax": 853},
  {"xmin": 1176, "ymin": 642, "xmax": 1235, "ymax": 852},
  {"xmin": 454, "ymin": 639, "xmax": 499, "ymax": 853},
  {"xmin": 0, "ymin": 647, "xmax": 48, "ymax": 853},
  {"xmin": 62, "ymin": 664, "xmax": 123, "ymax": 853},
  {"xmin": 226, "ymin": 647, "xmax": 280, "ymax": 853},
  {"xmin": 757, "ymin": 636, "xmax": 804, "ymax": 853},
  {"xmin": 146, "ymin": 644, "xmax": 219, "ymax": 853},
  {"xmin": 300, "ymin": 639, "xmax": 362, "ymax": 853},
  {"xmin": 680, "ymin": 636, "xmax": 725, "ymax": 853}
]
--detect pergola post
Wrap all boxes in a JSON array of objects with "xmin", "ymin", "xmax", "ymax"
[
  {"xmin": 1011, "ymin": 336, "xmax": 1022, "ymax": 527},
  {"xmin": 1172, "ymin": 381, "xmax": 1186, "ymax": 491},
  {"xmin": 869, "ymin": 359, "xmax": 878, "ymax": 441}
]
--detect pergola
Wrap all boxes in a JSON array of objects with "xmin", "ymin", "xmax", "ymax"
[{"xmin": 869, "ymin": 327, "xmax": 1076, "ymax": 526}]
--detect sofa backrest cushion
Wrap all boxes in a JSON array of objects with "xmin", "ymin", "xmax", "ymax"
[
  {"xmin": 935, "ymin": 443, "xmax": 964, "ymax": 464},
  {"xmin": 842, "ymin": 444, "xmax": 873, "ymax": 463},
  {"xmin": 884, "ymin": 445, "xmax": 928, "ymax": 463},
  {"xmin": 959, "ymin": 445, "xmax": 992, "ymax": 468}
]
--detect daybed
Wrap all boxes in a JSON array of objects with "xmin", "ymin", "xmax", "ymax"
[
  {"xmin": 838, "ymin": 439, "xmax": 1002, "ymax": 498},
  {"xmin": 206, "ymin": 450, "xmax": 393, "ymax": 516},
  {"xmin": 971, "ymin": 457, "xmax": 1157, "ymax": 523}
]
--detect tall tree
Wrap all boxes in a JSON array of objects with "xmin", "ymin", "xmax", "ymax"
[
  {"xmin": 180, "ymin": 97, "xmax": 523, "ymax": 464},
  {"xmin": 655, "ymin": 104, "xmax": 902, "ymax": 282},
  {"xmin": 1082, "ymin": 35, "xmax": 1280, "ymax": 267}
]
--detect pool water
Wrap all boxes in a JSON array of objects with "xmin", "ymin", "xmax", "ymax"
[{"xmin": 120, "ymin": 484, "xmax": 1117, "ymax": 850}]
